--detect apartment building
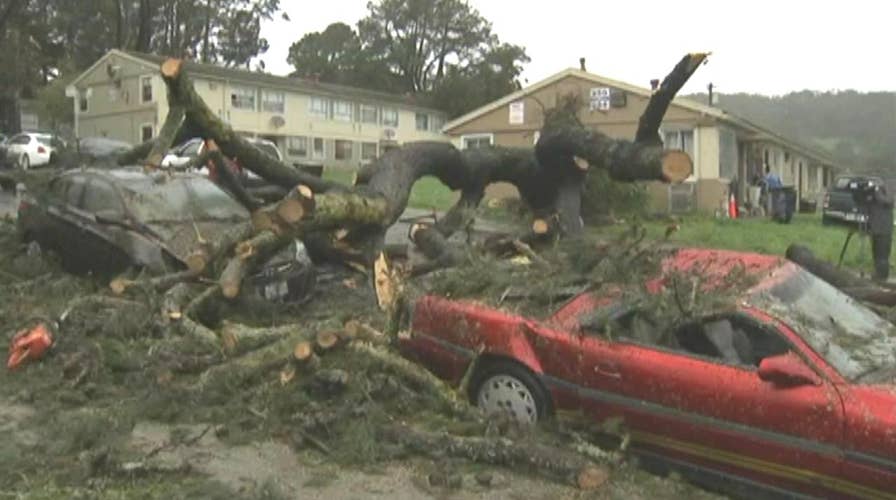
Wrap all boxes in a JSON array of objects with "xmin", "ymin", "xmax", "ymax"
[{"xmin": 68, "ymin": 50, "xmax": 449, "ymax": 168}]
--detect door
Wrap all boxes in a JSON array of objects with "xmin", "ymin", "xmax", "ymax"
[
  {"xmin": 79, "ymin": 178, "xmax": 132, "ymax": 275},
  {"xmin": 606, "ymin": 311, "xmax": 845, "ymax": 497}
]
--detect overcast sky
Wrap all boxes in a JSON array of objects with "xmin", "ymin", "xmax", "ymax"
[{"xmin": 259, "ymin": 0, "xmax": 894, "ymax": 96}]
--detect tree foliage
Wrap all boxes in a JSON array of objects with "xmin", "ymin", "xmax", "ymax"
[
  {"xmin": 288, "ymin": 0, "xmax": 529, "ymax": 118},
  {"xmin": 688, "ymin": 91, "xmax": 896, "ymax": 176},
  {"xmin": 0, "ymin": 0, "xmax": 281, "ymax": 132}
]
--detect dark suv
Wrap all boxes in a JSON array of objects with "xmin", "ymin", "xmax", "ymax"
[{"xmin": 822, "ymin": 175, "xmax": 884, "ymax": 226}]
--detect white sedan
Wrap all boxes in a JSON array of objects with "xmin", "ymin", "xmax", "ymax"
[{"xmin": 4, "ymin": 133, "xmax": 60, "ymax": 170}]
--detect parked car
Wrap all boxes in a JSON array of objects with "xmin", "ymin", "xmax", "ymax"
[
  {"xmin": 17, "ymin": 168, "xmax": 314, "ymax": 303},
  {"xmin": 161, "ymin": 137, "xmax": 280, "ymax": 172},
  {"xmin": 822, "ymin": 175, "xmax": 884, "ymax": 226},
  {"xmin": 70, "ymin": 137, "xmax": 133, "ymax": 167},
  {"xmin": 400, "ymin": 248, "xmax": 896, "ymax": 499},
  {"xmin": 4, "ymin": 132, "xmax": 65, "ymax": 170}
]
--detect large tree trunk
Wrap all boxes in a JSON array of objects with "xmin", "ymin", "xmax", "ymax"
[
  {"xmin": 786, "ymin": 244, "xmax": 896, "ymax": 306},
  {"xmin": 159, "ymin": 59, "xmax": 339, "ymax": 193}
]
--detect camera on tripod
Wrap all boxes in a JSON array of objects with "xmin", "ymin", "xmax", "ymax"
[{"xmin": 847, "ymin": 178, "xmax": 879, "ymax": 208}]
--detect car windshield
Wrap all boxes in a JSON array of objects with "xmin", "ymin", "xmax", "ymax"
[
  {"xmin": 125, "ymin": 176, "xmax": 249, "ymax": 223},
  {"xmin": 752, "ymin": 264, "xmax": 896, "ymax": 382},
  {"xmin": 35, "ymin": 135, "xmax": 54, "ymax": 146}
]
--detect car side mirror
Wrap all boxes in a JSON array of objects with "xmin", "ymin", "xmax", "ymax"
[{"xmin": 758, "ymin": 352, "xmax": 821, "ymax": 387}]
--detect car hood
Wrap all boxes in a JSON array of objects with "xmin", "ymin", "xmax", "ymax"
[{"xmin": 144, "ymin": 219, "xmax": 251, "ymax": 264}]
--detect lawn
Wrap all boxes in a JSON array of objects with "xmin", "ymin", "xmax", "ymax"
[
  {"xmin": 322, "ymin": 168, "xmax": 458, "ymax": 210},
  {"xmin": 600, "ymin": 213, "xmax": 886, "ymax": 275}
]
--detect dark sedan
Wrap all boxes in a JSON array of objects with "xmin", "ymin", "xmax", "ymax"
[{"xmin": 17, "ymin": 168, "xmax": 313, "ymax": 302}]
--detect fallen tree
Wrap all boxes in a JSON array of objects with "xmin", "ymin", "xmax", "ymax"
[{"xmin": 786, "ymin": 244, "xmax": 896, "ymax": 306}]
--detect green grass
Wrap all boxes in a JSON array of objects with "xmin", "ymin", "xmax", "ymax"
[
  {"xmin": 322, "ymin": 168, "xmax": 458, "ymax": 210},
  {"xmin": 595, "ymin": 213, "xmax": 887, "ymax": 274}
]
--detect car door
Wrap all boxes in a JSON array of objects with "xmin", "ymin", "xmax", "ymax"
[
  {"xmin": 78, "ymin": 177, "xmax": 132, "ymax": 275},
  {"xmin": 606, "ymin": 311, "xmax": 846, "ymax": 498}
]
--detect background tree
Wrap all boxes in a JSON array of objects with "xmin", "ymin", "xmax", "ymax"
[
  {"xmin": 0, "ymin": 0, "xmax": 281, "ymax": 134},
  {"xmin": 288, "ymin": 0, "xmax": 529, "ymax": 117}
]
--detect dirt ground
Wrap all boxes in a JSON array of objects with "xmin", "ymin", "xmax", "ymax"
[{"xmin": 0, "ymin": 190, "xmax": 726, "ymax": 500}]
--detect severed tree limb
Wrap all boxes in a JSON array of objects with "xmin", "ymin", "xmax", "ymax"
[
  {"xmin": 179, "ymin": 285, "xmax": 222, "ymax": 347},
  {"xmin": 203, "ymin": 140, "xmax": 262, "ymax": 212},
  {"xmin": 160, "ymin": 58, "xmax": 339, "ymax": 193},
  {"xmin": 786, "ymin": 244, "xmax": 896, "ymax": 306},
  {"xmin": 378, "ymin": 423, "xmax": 608, "ymax": 490},
  {"xmin": 219, "ymin": 230, "xmax": 285, "ymax": 299},
  {"xmin": 109, "ymin": 269, "xmax": 199, "ymax": 296},
  {"xmin": 636, "ymin": 53, "xmax": 710, "ymax": 145},
  {"xmin": 145, "ymin": 102, "xmax": 185, "ymax": 170},
  {"xmin": 220, "ymin": 320, "xmax": 302, "ymax": 355},
  {"xmin": 348, "ymin": 341, "xmax": 473, "ymax": 418},
  {"xmin": 198, "ymin": 327, "xmax": 313, "ymax": 387}
]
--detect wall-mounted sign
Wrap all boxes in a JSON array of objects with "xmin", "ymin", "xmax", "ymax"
[
  {"xmin": 509, "ymin": 101, "xmax": 525, "ymax": 124},
  {"xmin": 589, "ymin": 87, "xmax": 625, "ymax": 111}
]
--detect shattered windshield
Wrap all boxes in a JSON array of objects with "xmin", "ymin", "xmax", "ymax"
[
  {"xmin": 125, "ymin": 176, "xmax": 249, "ymax": 223},
  {"xmin": 753, "ymin": 264, "xmax": 896, "ymax": 382}
]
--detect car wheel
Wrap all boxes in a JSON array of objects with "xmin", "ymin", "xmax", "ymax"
[
  {"xmin": 19, "ymin": 154, "xmax": 29, "ymax": 171},
  {"xmin": 469, "ymin": 359, "xmax": 552, "ymax": 424},
  {"xmin": 49, "ymin": 153, "xmax": 57, "ymax": 166}
]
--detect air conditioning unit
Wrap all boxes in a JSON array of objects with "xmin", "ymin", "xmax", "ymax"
[
  {"xmin": 270, "ymin": 116, "xmax": 285, "ymax": 128},
  {"xmin": 382, "ymin": 128, "xmax": 396, "ymax": 140}
]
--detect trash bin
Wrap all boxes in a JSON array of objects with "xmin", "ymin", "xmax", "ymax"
[{"xmin": 770, "ymin": 186, "xmax": 796, "ymax": 223}]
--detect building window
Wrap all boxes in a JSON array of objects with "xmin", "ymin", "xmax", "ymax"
[
  {"xmin": 310, "ymin": 96, "xmax": 328, "ymax": 118},
  {"xmin": 312, "ymin": 138, "xmax": 325, "ymax": 159},
  {"xmin": 141, "ymin": 124, "xmax": 154, "ymax": 142},
  {"xmin": 261, "ymin": 90, "xmax": 285, "ymax": 113},
  {"xmin": 415, "ymin": 113, "xmax": 429, "ymax": 131},
  {"xmin": 79, "ymin": 95, "xmax": 88, "ymax": 112},
  {"xmin": 287, "ymin": 136, "xmax": 308, "ymax": 157},
  {"xmin": 663, "ymin": 130, "xmax": 694, "ymax": 156},
  {"xmin": 334, "ymin": 140, "xmax": 353, "ymax": 160},
  {"xmin": 462, "ymin": 134, "xmax": 493, "ymax": 150},
  {"xmin": 230, "ymin": 86, "xmax": 256, "ymax": 110},
  {"xmin": 382, "ymin": 108, "xmax": 398, "ymax": 127},
  {"xmin": 430, "ymin": 115, "xmax": 444, "ymax": 132},
  {"xmin": 361, "ymin": 142, "xmax": 378, "ymax": 161},
  {"xmin": 333, "ymin": 100, "xmax": 353, "ymax": 121},
  {"xmin": 360, "ymin": 105, "xmax": 378, "ymax": 124},
  {"xmin": 141, "ymin": 76, "xmax": 153, "ymax": 103}
]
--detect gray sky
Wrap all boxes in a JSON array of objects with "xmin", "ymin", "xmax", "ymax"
[{"xmin": 260, "ymin": 0, "xmax": 894, "ymax": 96}]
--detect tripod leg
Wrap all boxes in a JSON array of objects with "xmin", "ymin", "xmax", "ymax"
[{"xmin": 838, "ymin": 230, "xmax": 855, "ymax": 268}]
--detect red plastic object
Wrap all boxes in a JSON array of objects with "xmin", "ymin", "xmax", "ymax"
[
  {"xmin": 728, "ymin": 193, "xmax": 738, "ymax": 219},
  {"xmin": 7, "ymin": 323, "xmax": 54, "ymax": 370}
]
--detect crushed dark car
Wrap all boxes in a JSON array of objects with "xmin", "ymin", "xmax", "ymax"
[{"xmin": 16, "ymin": 167, "xmax": 314, "ymax": 303}]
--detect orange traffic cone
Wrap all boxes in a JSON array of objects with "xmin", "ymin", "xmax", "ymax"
[{"xmin": 728, "ymin": 194, "xmax": 738, "ymax": 219}]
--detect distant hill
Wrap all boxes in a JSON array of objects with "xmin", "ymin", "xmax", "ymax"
[{"xmin": 685, "ymin": 91, "xmax": 896, "ymax": 175}]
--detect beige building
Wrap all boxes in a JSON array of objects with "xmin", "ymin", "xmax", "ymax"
[
  {"xmin": 68, "ymin": 50, "xmax": 449, "ymax": 168},
  {"xmin": 443, "ymin": 68, "xmax": 837, "ymax": 214}
]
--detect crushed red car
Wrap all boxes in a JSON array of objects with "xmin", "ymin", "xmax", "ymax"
[{"xmin": 400, "ymin": 248, "xmax": 896, "ymax": 499}]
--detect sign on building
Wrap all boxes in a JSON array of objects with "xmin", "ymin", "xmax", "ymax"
[
  {"xmin": 508, "ymin": 101, "xmax": 524, "ymax": 124},
  {"xmin": 589, "ymin": 87, "xmax": 611, "ymax": 111}
]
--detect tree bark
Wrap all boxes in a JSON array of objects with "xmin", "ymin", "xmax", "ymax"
[
  {"xmin": 786, "ymin": 244, "xmax": 896, "ymax": 306},
  {"xmin": 636, "ymin": 53, "xmax": 710, "ymax": 144}
]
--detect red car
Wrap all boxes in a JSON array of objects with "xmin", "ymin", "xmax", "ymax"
[{"xmin": 401, "ymin": 248, "xmax": 896, "ymax": 499}]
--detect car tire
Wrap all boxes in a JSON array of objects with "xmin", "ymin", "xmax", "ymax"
[
  {"xmin": 49, "ymin": 153, "xmax": 57, "ymax": 166},
  {"xmin": 19, "ymin": 154, "xmax": 29, "ymax": 171},
  {"xmin": 468, "ymin": 359, "xmax": 552, "ymax": 424}
]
